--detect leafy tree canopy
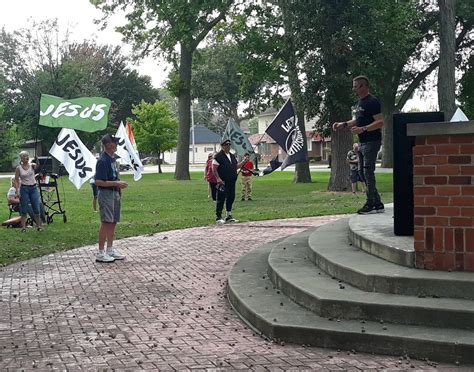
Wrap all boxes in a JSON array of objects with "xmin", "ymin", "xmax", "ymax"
[
  {"xmin": 129, "ymin": 100, "xmax": 178, "ymax": 158},
  {"xmin": 0, "ymin": 20, "xmax": 159, "ymax": 149}
]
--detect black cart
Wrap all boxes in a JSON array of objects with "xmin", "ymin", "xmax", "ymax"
[{"xmin": 37, "ymin": 173, "xmax": 67, "ymax": 224}]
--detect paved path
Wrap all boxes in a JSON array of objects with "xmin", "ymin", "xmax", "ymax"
[{"xmin": 0, "ymin": 216, "xmax": 451, "ymax": 370}]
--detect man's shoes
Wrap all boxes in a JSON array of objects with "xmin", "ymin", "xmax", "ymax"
[
  {"xmin": 357, "ymin": 203, "xmax": 375, "ymax": 215},
  {"xmin": 241, "ymin": 197, "xmax": 245, "ymax": 201},
  {"xmin": 96, "ymin": 251, "xmax": 115, "ymax": 263},
  {"xmin": 374, "ymin": 202, "xmax": 385, "ymax": 213},
  {"xmin": 107, "ymin": 249, "xmax": 126, "ymax": 260},
  {"xmin": 247, "ymin": 197, "xmax": 252, "ymax": 201},
  {"xmin": 225, "ymin": 216, "xmax": 238, "ymax": 223},
  {"xmin": 216, "ymin": 217, "xmax": 225, "ymax": 225}
]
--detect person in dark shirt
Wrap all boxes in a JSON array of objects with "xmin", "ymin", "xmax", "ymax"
[
  {"xmin": 94, "ymin": 134, "xmax": 128, "ymax": 263},
  {"xmin": 212, "ymin": 139, "xmax": 245, "ymax": 224},
  {"xmin": 333, "ymin": 75, "xmax": 384, "ymax": 214}
]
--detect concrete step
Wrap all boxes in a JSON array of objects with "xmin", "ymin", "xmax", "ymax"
[
  {"xmin": 268, "ymin": 230, "xmax": 474, "ymax": 330},
  {"xmin": 308, "ymin": 218, "xmax": 474, "ymax": 300},
  {"xmin": 227, "ymin": 241, "xmax": 474, "ymax": 364},
  {"xmin": 348, "ymin": 205, "xmax": 414, "ymax": 267}
]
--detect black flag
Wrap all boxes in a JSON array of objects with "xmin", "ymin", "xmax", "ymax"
[
  {"xmin": 262, "ymin": 155, "xmax": 283, "ymax": 175},
  {"xmin": 265, "ymin": 99, "xmax": 307, "ymax": 170}
]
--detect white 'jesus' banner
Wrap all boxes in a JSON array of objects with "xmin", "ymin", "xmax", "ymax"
[
  {"xmin": 49, "ymin": 128, "xmax": 96, "ymax": 189},
  {"xmin": 115, "ymin": 122, "xmax": 144, "ymax": 181}
]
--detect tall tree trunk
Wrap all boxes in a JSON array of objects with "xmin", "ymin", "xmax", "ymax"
[
  {"xmin": 280, "ymin": 0, "xmax": 311, "ymax": 183},
  {"xmin": 438, "ymin": 0, "xmax": 457, "ymax": 120},
  {"xmin": 328, "ymin": 123, "xmax": 353, "ymax": 191},
  {"xmin": 158, "ymin": 150, "xmax": 162, "ymax": 174},
  {"xmin": 174, "ymin": 44, "xmax": 192, "ymax": 180}
]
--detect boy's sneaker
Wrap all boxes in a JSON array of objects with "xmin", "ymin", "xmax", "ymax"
[
  {"xmin": 225, "ymin": 216, "xmax": 238, "ymax": 223},
  {"xmin": 357, "ymin": 203, "xmax": 375, "ymax": 215},
  {"xmin": 216, "ymin": 217, "xmax": 225, "ymax": 225},
  {"xmin": 374, "ymin": 202, "xmax": 385, "ymax": 213},
  {"xmin": 107, "ymin": 249, "xmax": 126, "ymax": 260},
  {"xmin": 96, "ymin": 251, "xmax": 115, "ymax": 263}
]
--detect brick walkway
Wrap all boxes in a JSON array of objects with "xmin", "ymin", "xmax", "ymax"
[{"xmin": 0, "ymin": 216, "xmax": 452, "ymax": 370}]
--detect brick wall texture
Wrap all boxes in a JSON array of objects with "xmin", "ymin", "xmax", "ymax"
[{"xmin": 413, "ymin": 134, "xmax": 474, "ymax": 271}]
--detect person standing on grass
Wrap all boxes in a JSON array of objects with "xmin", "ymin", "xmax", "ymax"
[
  {"xmin": 204, "ymin": 153, "xmax": 218, "ymax": 202},
  {"xmin": 347, "ymin": 143, "xmax": 366, "ymax": 194},
  {"xmin": 212, "ymin": 139, "xmax": 245, "ymax": 224},
  {"xmin": 333, "ymin": 75, "xmax": 384, "ymax": 214},
  {"xmin": 240, "ymin": 152, "xmax": 255, "ymax": 201},
  {"xmin": 95, "ymin": 134, "xmax": 128, "ymax": 263},
  {"xmin": 14, "ymin": 151, "xmax": 43, "ymax": 232}
]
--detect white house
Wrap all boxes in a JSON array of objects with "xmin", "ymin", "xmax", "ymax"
[{"xmin": 163, "ymin": 125, "xmax": 221, "ymax": 165}]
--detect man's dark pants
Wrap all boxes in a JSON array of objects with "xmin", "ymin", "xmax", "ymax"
[
  {"xmin": 359, "ymin": 140, "xmax": 382, "ymax": 206},
  {"xmin": 216, "ymin": 181, "xmax": 236, "ymax": 218}
]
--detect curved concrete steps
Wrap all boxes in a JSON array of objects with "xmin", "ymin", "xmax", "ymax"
[
  {"xmin": 227, "ymin": 241, "xmax": 474, "ymax": 364},
  {"xmin": 268, "ymin": 230, "xmax": 474, "ymax": 330},
  {"xmin": 348, "ymin": 205, "xmax": 414, "ymax": 267},
  {"xmin": 308, "ymin": 218, "xmax": 474, "ymax": 300}
]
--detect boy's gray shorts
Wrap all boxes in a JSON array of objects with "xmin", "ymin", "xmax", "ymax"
[{"xmin": 98, "ymin": 189, "xmax": 121, "ymax": 223}]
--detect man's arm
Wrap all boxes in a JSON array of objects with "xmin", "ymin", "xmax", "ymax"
[
  {"xmin": 95, "ymin": 179, "xmax": 128, "ymax": 189},
  {"xmin": 351, "ymin": 113, "xmax": 384, "ymax": 134},
  {"xmin": 333, "ymin": 119, "xmax": 356, "ymax": 131},
  {"xmin": 212, "ymin": 164, "xmax": 223, "ymax": 184}
]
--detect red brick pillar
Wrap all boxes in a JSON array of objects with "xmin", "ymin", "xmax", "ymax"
[{"xmin": 410, "ymin": 125, "xmax": 474, "ymax": 271}]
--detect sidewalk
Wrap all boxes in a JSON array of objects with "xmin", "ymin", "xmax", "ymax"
[{"xmin": 0, "ymin": 216, "xmax": 445, "ymax": 370}]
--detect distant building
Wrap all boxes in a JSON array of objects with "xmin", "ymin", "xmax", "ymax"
[
  {"xmin": 163, "ymin": 125, "xmax": 221, "ymax": 165},
  {"xmin": 11, "ymin": 140, "xmax": 46, "ymax": 169}
]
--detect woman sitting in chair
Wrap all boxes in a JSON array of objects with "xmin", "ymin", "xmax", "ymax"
[{"xmin": 14, "ymin": 151, "xmax": 43, "ymax": 232}]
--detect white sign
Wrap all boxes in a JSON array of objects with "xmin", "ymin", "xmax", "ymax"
[
  {"xmin": 115, "ymin": 122, "xmax": 144, "ymax": 181},
  {"xmin": 49, "ymin": 128, "xmax": 97, "ymax": 189},
  {"xmin": 450, "ymin": 107, "xmax": 469, "ymax": 122}
]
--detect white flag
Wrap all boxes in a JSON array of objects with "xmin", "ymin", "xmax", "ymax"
[
  {"xmin": 49, "ymin": 128, "xmax": 96, "ymax": 189},
  {"xmin": 115, "ymin": 122, "xmax": 144, "ymax": 181}
]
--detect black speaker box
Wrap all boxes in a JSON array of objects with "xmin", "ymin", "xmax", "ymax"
[{"xmin": 393, "ymin": 112, "xmax": 444, "ymax": 236}]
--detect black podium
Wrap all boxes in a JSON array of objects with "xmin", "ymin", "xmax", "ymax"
[{"xmin": 393, "ymin": 112, "xmax": 444, "ymax": 236}]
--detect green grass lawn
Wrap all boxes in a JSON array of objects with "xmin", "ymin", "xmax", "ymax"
[{"xmin": 0, "ymin": 171, "xmax": 393, "ymax": 265}]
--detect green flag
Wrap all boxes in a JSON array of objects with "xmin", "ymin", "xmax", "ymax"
[
  {"xmin": 39, "ymin": 94, "xmax": 111, "ymax": 132},
  {"xmin": 222, "ymin": 118, "xmax": 256, "ymax": 161}
]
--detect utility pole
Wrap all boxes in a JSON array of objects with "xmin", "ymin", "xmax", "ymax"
[{"xmin": 191, "ymin": 102, "xmax": 195, "ymax": 164}]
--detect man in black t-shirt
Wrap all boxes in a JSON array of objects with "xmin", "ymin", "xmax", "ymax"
[{"xmin": 333, "ymin": 75, "xmax": 384, "ymax": 214}]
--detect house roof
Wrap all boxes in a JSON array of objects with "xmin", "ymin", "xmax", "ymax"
[{"xmin": 191, "ymin": 125, "xmax": 221, "ymax": 144}]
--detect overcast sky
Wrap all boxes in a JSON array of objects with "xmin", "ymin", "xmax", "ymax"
[
  {"xmin": 1, "ymin": 0, "xmax": 437, "ymax": 111},
  {"xmin": 0, "ymin": 0, "xmax": 169, "ymax": 88}
]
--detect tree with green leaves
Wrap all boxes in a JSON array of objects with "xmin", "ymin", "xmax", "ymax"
[
  {"xmin": 0, "ymin": 21, "xmax": 159, "ymax": 149},
  {"xmin": 346, "ymin": 0, "xmax": 473, "ymax": 167},
  {"xmin": 228, "ymin": 2, "xmax": 313, "ymax": 183},
  {"xmin": 129, "ymin": 100, "xmax": 178, "ymax": 173},
  {"xmin": 92, "ymin": 0, "xmax": 233, "ymax": 180},
  {"xmin": 291, "ymin": 0, "xmax": 473, "ymax": 174},
  {"xmin": 459, "ymin": 55, "xmax": 474, "ymax": 119}
]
